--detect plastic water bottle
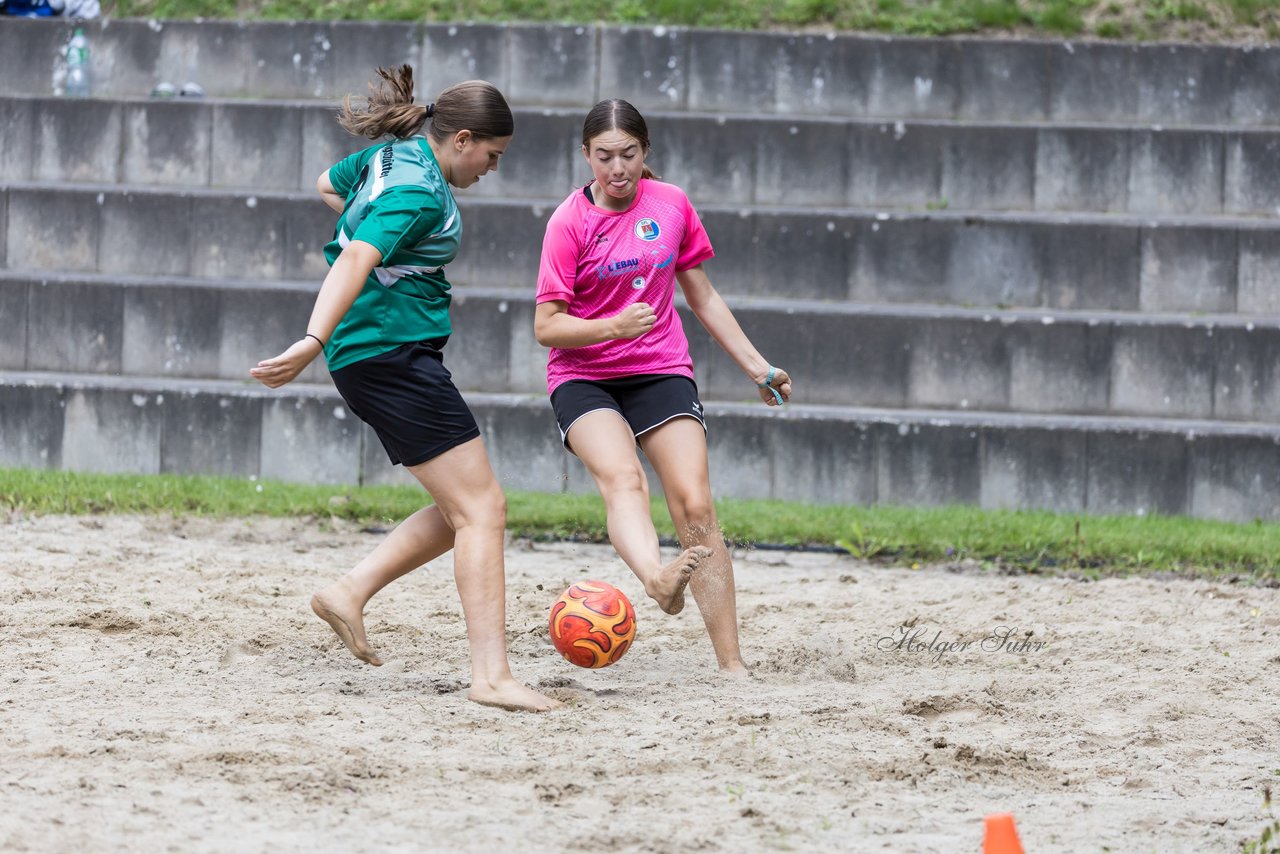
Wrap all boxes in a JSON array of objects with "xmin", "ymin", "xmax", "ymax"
[{"xmin": 65, "ymin": 27, "xmax": 90, "ymax": 98}]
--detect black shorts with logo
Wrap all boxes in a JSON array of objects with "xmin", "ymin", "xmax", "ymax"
[
  {"xmin": 549, "ymin": 374, "xmax": 706, "ymax": 452},
  {"xmin": 329, "ymin": 338, "xmax": 480, "ymax": 468}
]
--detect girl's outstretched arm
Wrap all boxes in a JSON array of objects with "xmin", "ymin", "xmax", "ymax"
[
  {"xmin": 677, "ymin": 264, "xmax": 792, "ymax": 406},
  {"xmin": 249, "ymin": 240, "xmax": 382, "ymax": 389}
]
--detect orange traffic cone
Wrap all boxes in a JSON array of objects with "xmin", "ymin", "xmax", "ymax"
[{"xmin": 982, "ymin": 812, "xmax": 1025, "ymax": 854}]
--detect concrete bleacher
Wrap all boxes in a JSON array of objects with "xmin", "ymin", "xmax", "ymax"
[
  {"xmin": 5, "ymin": 265, "xmax": 1280, "ymax": 423},
  {"xmin": 1, "ymin": 17, "xmax": 1279, "ymax": 521},
  {"xmin": 9, "ymin": 94, "xmax": 1280, "ymax": 217},
  {"xmin": 5, "ymin": 19, "xmax": 1280, "ymax": 124}
]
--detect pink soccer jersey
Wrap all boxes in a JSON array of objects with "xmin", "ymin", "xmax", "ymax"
[{"xmin": 536, "ymin": 179, "xmax": 715, "ymax": 393}]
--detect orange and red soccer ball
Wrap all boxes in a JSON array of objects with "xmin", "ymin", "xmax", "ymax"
[{"xmin": 548, "ymin": 580, "xmax": 636, "ymax": 668}]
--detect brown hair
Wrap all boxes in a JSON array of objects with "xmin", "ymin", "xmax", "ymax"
[
  {"xmin": 339, "ymin": 66, "xmax": 513, "ymax": 143},
  {"xmin": 582, "ymin": 98, "xmax": 658, "ymax": 180}
]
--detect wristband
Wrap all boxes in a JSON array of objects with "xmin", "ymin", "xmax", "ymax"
[
  {"xmin": 757, "ymin": 366, "xmax": 783, "ymax": 405},
  {"xmin": 305, "ymin": 333, "xmax": 325, "ymax": 348}
]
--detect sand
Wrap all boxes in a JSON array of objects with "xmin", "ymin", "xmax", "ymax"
[{"xmin": 1, "ymin": 512, "xmax": 1277, "ymax": 852}]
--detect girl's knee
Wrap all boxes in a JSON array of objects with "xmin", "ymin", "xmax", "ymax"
[
  {"xmin": 670, "ymin": 492, "xmax": 716, "ymax": 533},
  {"xmin": 597, "ymin": 465, "xmax": 649, "ymax": 500},
  {"xmin": 441, "ymin": 484, "xmax": 506, "ymax": 531}
]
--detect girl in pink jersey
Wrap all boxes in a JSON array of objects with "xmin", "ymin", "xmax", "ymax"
[{"xmin": 534, "ymin": 99, "xmax": 793, "ymax": 674}]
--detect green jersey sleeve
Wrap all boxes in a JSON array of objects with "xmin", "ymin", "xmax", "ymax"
[
  {"xmin": 349, "ymin": 186, "xmax": 446, "ymax": 264},
  {"xmin": 328, "ymin": 144, "xmax": 380, "ymax": 199}
]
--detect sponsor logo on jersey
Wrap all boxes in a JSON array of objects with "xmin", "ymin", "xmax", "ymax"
[
  {"xmin": 370, "ymin": 143, "xmax": 395, "ymax": 200},
  {"xmin": 596, "ymin": 256, "xmax": 640, "ymax": 279},
  {"xmin": 634, "ymin": 218, "xmax": 661, "ymax": 241}
]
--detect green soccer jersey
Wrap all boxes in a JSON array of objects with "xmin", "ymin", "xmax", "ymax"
[{"xmin": 321, "ymin": 135, "xmax": 462, "ymax": 372}]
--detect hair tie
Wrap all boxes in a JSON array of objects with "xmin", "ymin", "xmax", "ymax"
[{"xmin": 425, "ymin": 102, "xmax": 436, "ymax": 118}]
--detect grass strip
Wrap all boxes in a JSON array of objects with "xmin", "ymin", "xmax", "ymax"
[
  {"xmin": 101, "ymin": 0, "xmax": 1280, "ymax": 43},
  {"xmin": 3, "ymin": 467, "xmax": 1278, "ymax": 580}
]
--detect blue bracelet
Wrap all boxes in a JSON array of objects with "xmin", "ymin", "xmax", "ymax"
[{"xmin": 757, "ymin": 366, "xmax": 783, "ymax": 405}]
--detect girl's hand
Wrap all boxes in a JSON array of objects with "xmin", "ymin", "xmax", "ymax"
[
  {"xmin": 249, "ymin": 338, "xmax": 323, "ymax": 389},
  {"xmin": 612, "ymin": 302, "xmax": 657, "ymax": 339},
  {"xmin": 756, "ymin": 365, "xmax": 792, "ymax": 406}
]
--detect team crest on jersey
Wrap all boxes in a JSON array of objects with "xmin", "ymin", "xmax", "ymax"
[
  {"xmin": 634, "ymin": 218, "xmax": 661, "ymax": 241},
  {"xmin": 631, "ymin": 276, "xmax": 646, "ymax": 289}
]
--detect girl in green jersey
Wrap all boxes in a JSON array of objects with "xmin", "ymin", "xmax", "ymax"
[{"xmin": 251, "ymin": 66, "xmax": 559, "ymax": 713}]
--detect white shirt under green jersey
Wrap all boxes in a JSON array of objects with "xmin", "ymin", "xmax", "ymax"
[{"xmin": 322, "ymin": 135, "xmax": 462, "ymax": 372}]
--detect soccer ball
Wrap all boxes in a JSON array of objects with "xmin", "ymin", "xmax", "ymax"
[{"xmin": 548, "ymin": 580, "xmax": 636, "ymax": 668}]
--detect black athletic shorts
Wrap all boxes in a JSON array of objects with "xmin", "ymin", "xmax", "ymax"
[
  {"xmin": 329, "ymin": 337, "xmax": 480, "ymax": 467},
  {"xmin": 549, "ymin": 374, "xmax": 706, "ymax": 452}
]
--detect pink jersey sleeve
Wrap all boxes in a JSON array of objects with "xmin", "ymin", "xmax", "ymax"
[
  {"xmin": 676, "ymin": 191, "xmax": 715, "ymax": 271},
  {"xmin": 536, "ymin": 196, "xmax": 582, "ymax": 305}
]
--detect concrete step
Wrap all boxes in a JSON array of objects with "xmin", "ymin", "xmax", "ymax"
[
  {"xmin": 4, "ymin": 182, "xmax": 1278, "ymax": 314},
  {"xmin": 7, "ymin": 94, "xmax": 1280, "ymax": 216},
  {"xmin": 2, "ymin": 18, "xmax": 1278, "ymax": 127},
  {"xmin": 4, "ymin": 271, "xmax": 1278, "ymax": 424},
  {"xmin": 4, "ymin": 368, "xmax": 1278, "ymax": 522}
]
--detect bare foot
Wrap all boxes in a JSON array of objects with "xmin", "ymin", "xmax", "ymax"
[
  {"xmin": 469, "ymin": 676, "xmax": 564, "ymax": 713},
  {"xmin": 310, "ymin": 582, "xmax": 383, "ymax": 667},
  {"xmin": 646, "ymin": 545, "xmax": 713, "ymax": 615},
  {"xmin": 719, "ymin": 661, "xmax": 751, "ymax": 678}
]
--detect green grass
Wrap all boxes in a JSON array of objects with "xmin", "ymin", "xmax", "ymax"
[
  {"xmin": 97, "ymin": 0, "xmax": 1280, "ymax": 42},
  {"xmin": 4, "ymin": 467, "xmax": 1279, "ymax": 580}
]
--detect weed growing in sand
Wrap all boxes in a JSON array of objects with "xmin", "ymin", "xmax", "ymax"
[
  {"xmin": 1241, "ymin": 785, "xmax": 1279, "ymax": 854},
  {"xmin": 836, "ymin": 522, "xmax": 893, "ymax": 560}
]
